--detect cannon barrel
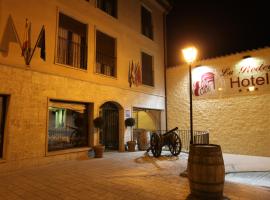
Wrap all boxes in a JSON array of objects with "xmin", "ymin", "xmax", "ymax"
[{"xmin": 163, "ymin": 127, "xmax": 178, "ymax": 136}]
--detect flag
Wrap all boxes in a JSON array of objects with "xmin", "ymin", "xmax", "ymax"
[
  {"xmin": 131, "ymin": 61, "xmax": 135, "ymax": 85},
  {"xmin": 134, "ymin": 63, "xmax": 139, "ymax": 86},
  {"xmin": 0, "ymin": 15, "xmax": 21, "ymax": 53},
  {"xmin": 21, "ymin": 19, "xmax": 31, "ymax": 60},
  {"xmin": 37, "ymin": 26, "xmax": 46, "ymax": 61},
  {"xmin": 136, "ymin": 62, "xmax": 142, "ymax": 85}
]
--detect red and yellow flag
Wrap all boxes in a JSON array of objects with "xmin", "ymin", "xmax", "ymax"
[{"xmin": 21, "ymin": 19, "xmax": 31, "ymax": 60}]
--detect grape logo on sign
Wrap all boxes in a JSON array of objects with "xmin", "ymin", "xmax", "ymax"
[{"xmin": 193, "ymin": 72, "xmax": 215, "ymax": 96}]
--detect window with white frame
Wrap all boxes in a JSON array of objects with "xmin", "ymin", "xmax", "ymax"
[{"xmin": 57, "ymin": 13, "xmax": 88, "ymax": 69}]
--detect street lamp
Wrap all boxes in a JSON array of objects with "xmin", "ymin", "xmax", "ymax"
[{"xmin": 182, "ymin": 47, "xmax": 197, "ymax": 145}]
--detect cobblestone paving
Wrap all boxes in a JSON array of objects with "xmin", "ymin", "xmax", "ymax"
[{"xmin": 0, "ymin": 151, "xmax": 269, "ymax": 200}]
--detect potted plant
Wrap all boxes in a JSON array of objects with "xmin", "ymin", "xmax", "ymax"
[
  {"xmin": 93, "ymin": 144, "xmax": 105, "ymax": 158},
  {"xmin": 93, "ymin": 116, "xmax": 104, "ymax": 129},
  {"xmin": 125, "ymin": 117, "xmax": 136, "ymax": 152},
  {"xmin": 93, "ymin": 117, "xmax": 105, "ymax": 158}
]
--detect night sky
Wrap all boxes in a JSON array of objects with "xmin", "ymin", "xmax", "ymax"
[{"xmin": 166, "ymin": 1, "xmax": 270, "ymax": 66}]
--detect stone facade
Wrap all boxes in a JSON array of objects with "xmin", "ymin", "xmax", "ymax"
[
  {"xmin": 167, "ymin": 47, "xmax": 270, "ymax": 157},
  {"xmin": 0, "ymin": 0, "xmax": 168, "ymax": 171}
]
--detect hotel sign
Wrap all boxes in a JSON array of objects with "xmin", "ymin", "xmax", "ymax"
[
  {"xmin": 225, "ymin": 65, "xmax": 269, "ymax": 89},
  {"xmin": 192, "ymin": 59, "xmax": 270, "ymax": 97}
]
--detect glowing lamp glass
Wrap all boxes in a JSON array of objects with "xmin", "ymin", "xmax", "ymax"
[
  {"xmin": 248, "ymin": 86, "xmax": 255, "ymax": 92},
  {"xmin": 182, "ymin": 47, "xmax": 198, "ymax": 63}
]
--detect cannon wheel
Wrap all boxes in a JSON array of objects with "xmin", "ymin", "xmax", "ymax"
[
  {"xmin": 150, "ymin": 133, "xmax": 162, "ymax": 157},
  {"xmin": 168, "ymin": 132, "xmax": 181, "ymax": 156}
]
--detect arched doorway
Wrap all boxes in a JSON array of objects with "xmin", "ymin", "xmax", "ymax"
[{"xmin": 100, "ymin": 102, "xmax": 119, "ymax": 150}]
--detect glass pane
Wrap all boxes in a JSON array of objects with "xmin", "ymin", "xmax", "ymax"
[
  {"xmin": 141, "ymin": 6, "xmax": 153, "ymax": 39},
  {"xmin": 97, "ymin": 0, "xmax": 117, "ymax": 18},
  {"xmin": 48, "ymin": 101, "xmax": 89, "ymax": 151},
  {"xmin": 96, "ymin": 31, "xmax": 116, "ymax": 76},
  {"xmin": 57, "ymin": 13, "xmax": 87, "ymax": 69},
  {"xmin": 142, "ymin": 52, "xmax": 154, "ymax": 86}
]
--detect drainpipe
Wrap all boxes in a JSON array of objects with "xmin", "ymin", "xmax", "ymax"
[{"xmin": 163, "ymin": 12, "xmax": 168, "ymax": 131}]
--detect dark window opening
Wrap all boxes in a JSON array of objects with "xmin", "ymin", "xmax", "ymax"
[
  {"xmin": 141, "ymin": 52, "xmax": 154, "ymax": 86},
  {"xmin": 48, "ymin": 100, "xmax": 90, "ymax": 151},
  {"xmin": 97, "ymin": 0, "xmax": 117, "ymax": 18},
  {"xmin": 141, "ymin": 6, "xmax": 153, "ymax": 39},
  {"xmin": 0, "ymin": 95, "xmax": 7, "ymax": 158},
  {"xmin": 96, "ymin": 30, "xmax": 116, "ymax": 77},
  {"xmin": 57, "ymin": 13, "xmax": 88, "ymax": 69}
]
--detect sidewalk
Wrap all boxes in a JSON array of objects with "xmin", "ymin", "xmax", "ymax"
[
  {"xmin": 223, "ymin": 153, "xmax": 270, "ymax": 173},
  {"xmin": 223, "ymin": 153, "xmax": 270, "ymax": 188},
  {"xmin": 0, "ymin": 151, "xmax": 269, "ymax": 200}
]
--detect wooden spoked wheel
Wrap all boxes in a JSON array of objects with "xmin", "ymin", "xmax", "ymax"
[
  {"xmin": 168, "ymin": 132, "xmax": 181, "ymax": 156},
  {"xmin": 150, "ymin": 133, "xmax": 162, "ymax": 157}
]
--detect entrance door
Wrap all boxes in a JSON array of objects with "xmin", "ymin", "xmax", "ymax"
[
  {"xmin": 100, "ymin": 102, "xmax": 119, "ymax": 150},
  {"xmin": 0, "ymin": 96, "xmax": 7, "ymax": 158}
]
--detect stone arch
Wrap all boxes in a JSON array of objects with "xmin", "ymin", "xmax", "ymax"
[{"xmin": 99, "ymin": 101, "xmax": 125, "ymax": 152}]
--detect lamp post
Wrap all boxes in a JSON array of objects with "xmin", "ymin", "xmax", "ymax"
[{"xmin": 182, "ymin": 47, "xmax": 197, "ymax": 145}]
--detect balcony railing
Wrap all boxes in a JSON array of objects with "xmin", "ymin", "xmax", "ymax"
[
  {"xmin": 57, "ymin": 36, "xmax": 87, "ymax": 69},
  {"xmin": 96, "ymin": 51, "xmax": 116, "ymax": 77},
  {"xmin": 48, "ymin": 127, "xmax": 88, "ymax": 151}
]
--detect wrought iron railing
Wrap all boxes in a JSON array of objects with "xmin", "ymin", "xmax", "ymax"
[
  {"xmin": 48, "ymin": 127, "xmax": 88, "ymax": 151},
  {"xmin": 96, "ymin": 51, "xmax": 116, "ymax": 77},
  {"xmin": 177, "ymin": 130, "xmax": 209, "ymax": 152},
  {"xmin": 57, "ymin": 36, "xmax": 87, "ymax": 69}
]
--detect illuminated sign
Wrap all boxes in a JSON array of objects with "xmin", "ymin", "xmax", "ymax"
[{"xmin": 192, "ymin": 58, "xmax": 270, "ymax": 97}]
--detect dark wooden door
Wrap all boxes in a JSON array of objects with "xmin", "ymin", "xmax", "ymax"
[
  {"xmin": 0, "ymin": 96, "xmax": 7, "ymax": 158},
  {"xmin": 100, "ymin": 102, "xmax": 119, "ymax": 150}
]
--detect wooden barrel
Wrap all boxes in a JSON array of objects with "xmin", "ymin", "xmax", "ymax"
[
  {"xmin": 137, "ymin": 130, "xmax": 150, "ymax": 150},
  {"xmin": 188, "ymin": 144, "xmax": 225, "ymax": 199},
  {"xmin": 127, "ymin": 141, "xmax": 136, "ymax": 152}
]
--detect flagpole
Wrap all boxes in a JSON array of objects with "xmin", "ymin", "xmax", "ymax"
[
  {"xmin": 9, "ymin": 15, "xmax": 22, "ymax": 48},
  {"xmin": 27, "ymin": 26, "xmax": 44, "ymax": 65}
]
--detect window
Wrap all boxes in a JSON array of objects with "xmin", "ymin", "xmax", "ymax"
[
  {"xmin": 48, "ymin": 100, "xmax": 90, "ymax": 151},
  {"xmin": 97, "ymin": 0, "xmax": 117, "ymax": 18},
  {"xmin": 141, "ymin": 52, "xmax": 154, "ymax": 86},
  {"xmin": 141, "ymin": 6, "xmax": 153, "ymax": 40},
  {"xmin": 57, "ymin": 13, "xmax": 87, "ymax": 69},
  {"xmin": 96, "ymin": 30, "xmax": 116, "ymax": 77},
  {"xmin": 0, "ymin": 95, "xmax": 7, "ymax": 158}
]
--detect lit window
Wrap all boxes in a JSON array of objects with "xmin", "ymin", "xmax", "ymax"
[
  {"xmin": 48, "ymin": 100, "xmax": 90, "ymax": 151},
  {"xmin": 57, "ymin": 13, "xmax": 88, "ymax": 69}
]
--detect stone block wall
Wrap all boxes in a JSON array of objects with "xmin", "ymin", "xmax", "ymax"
[
  {"xmin": 167, "ymin": 48, "xmax": 270, "ymax": 156},
  {"xmin": 0, "ymin": 64, "xmax": 165, "ymax": 172}
]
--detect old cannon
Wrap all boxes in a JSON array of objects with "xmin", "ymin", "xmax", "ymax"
[{"xmin": 149, "ymin": 127, "xmax": 181, "ymax": 157}]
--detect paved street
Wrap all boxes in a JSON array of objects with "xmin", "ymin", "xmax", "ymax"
[{"xmin": 0, "ymin": 151, "xmax": 269, "ymax": 200}]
